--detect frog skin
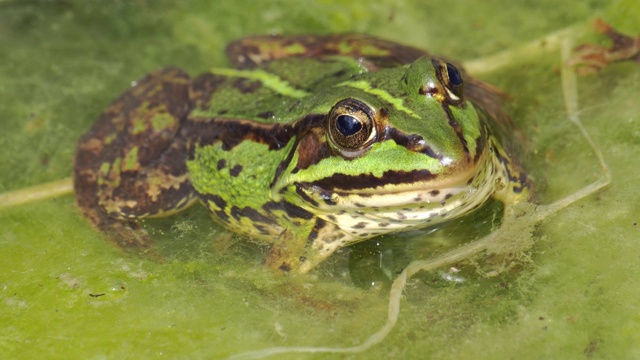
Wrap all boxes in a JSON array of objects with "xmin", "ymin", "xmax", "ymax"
[{"xmin": 73, "ymin": 34, "xmax": 529, "ymax": 273}]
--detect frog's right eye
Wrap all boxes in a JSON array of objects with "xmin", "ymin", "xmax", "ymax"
[{"xmin": 328, "ymin": 99, "xmax": 378, "ymax": 157}]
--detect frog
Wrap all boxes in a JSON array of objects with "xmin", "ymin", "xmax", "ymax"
[{"xmin": 73, "ymin": 34, "xmax": 529, "ymax": 274}]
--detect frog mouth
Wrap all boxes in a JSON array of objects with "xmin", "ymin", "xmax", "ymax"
[
  {"xmin": 306, "ymin": 169, "xmax": 438, "ymax": 192},
  {"xmin": 295, "ymin": 166, "xmax": 479, "ymax": 209}
]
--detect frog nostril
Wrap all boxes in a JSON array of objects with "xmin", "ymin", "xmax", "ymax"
[{"xmin": 418, "ymin": 82, "xmax": 439, "ymax": 96}]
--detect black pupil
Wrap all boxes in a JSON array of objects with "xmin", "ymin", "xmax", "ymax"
[
  {"xmin": 336, "ymin": 114, "xmax": 362, "ymax": 136},
  {"xmin": 446, "ymin": 63, "xmax": 463, "ymax": 86}
]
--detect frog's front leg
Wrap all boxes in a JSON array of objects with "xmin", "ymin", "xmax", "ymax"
[
  {"xmin": 265, "ymin": 220, "xmax": 344, "ymax": 273},
  {"xmin": 73, "ymin": 68, "xmax": 197, "ymax": 249}
]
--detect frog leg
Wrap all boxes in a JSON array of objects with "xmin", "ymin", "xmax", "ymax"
[
  {"xmin": 569, "ymin": 18, "xmax": 640, "ymax": 74},
  {"xmin": 264, "ymin": 219, "xmax": 344, "ymax": 274},
  {"xmin": 74, "ymin": 68, "xmax": 196, "ymax": 249}
]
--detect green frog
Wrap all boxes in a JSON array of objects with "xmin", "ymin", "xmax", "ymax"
[{"xmin": 73, "ymin": 34, "xmax": 529, "ymax": 273}]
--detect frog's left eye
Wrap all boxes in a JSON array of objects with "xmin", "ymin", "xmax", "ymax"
[
  {"xmin": 328, "ymin": 99, "xmax": 378, "ymax": 157},
  {"xmin": 434, "ymin": 60, "xmax": 465, "ymax": 104},
  {"xmin": 446, "ymin": 63, "xmax": 463, "ymax": 87}
]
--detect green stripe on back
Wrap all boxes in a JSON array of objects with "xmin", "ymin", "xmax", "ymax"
[{"xmin": 210, "ymin": 68, "xmax": 310, "ymax": 99}]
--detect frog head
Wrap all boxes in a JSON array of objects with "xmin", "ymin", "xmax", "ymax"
[{"xmin": 276, "ymin": 57, "xmax": 493, "ymax": 241}]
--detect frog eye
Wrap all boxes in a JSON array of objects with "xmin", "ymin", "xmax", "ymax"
[
  {"xmin": 328, "ymin": 99, "xmax": 378, "ymax": 156},
  {"xmin": 434, "ymin": 60, "xmax": 465, "ymax": 104},
  {"xmin": 336, "ymin": 114, "xmax": 362, "ymax": 136},
  {"xmin": 446, "ymin": 63, "xmax": 463, "ymax": 87}
]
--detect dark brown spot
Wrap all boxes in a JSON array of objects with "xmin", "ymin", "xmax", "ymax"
[
  {"xmin": 378, "ymin": 222, "xmax": 390, "ymax": 227},
  {"xmin": 513, "ymin": 172, "xmax": 528, "ymax": 194},
  {"xmin": 242, "ymin": 207, "xmax": 276, "ymax": 226},
  {"xmin": 294, "ymin": 184, "xmax": 320, "ymax": 207},
  {"xmin": 215, "ymin": 209, "xmax": 229, "ymax": 222},
  {"xmin": 352, "ymin": 222, "xmax": 368, "ymax": 229},
  {"xmin": 263, "ymin": 201, "xmax": 314, "ymax": 220},
  {"xmin": 216, "ymin": 159, "xmax": 226, "ymax": 170},
  {"xmin": 429, "ymin": 190, "xmax": 440, "ymax": 197},
  {"xmin": 229, "ymin": 164, "xmax": 243, "ymax": 177},
  {"xmin": 202, "ymin": 193, "xmax": 226, "ymax": 210},
  {"xmin": 199, "ymin": 194, "xmax": 230, "ymax": 222},
  {"xmin": 307, "ymin": 218, "xmax": 327, "ymax": 243},
  {"xmin": 230, "ymin": 206, "xmax": 242, "ymax": 220},
  {"xmin": 257, "ymin": 111, "xmax": 274, "ymax": 119},
  {"xmin": 233, "ymin": 78, "xmax": 262, "ymax": 94}
]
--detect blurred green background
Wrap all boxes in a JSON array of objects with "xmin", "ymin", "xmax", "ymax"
[{"xmin": 1, "ymin": 0, "xmax": 639, "ymax": 358}]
